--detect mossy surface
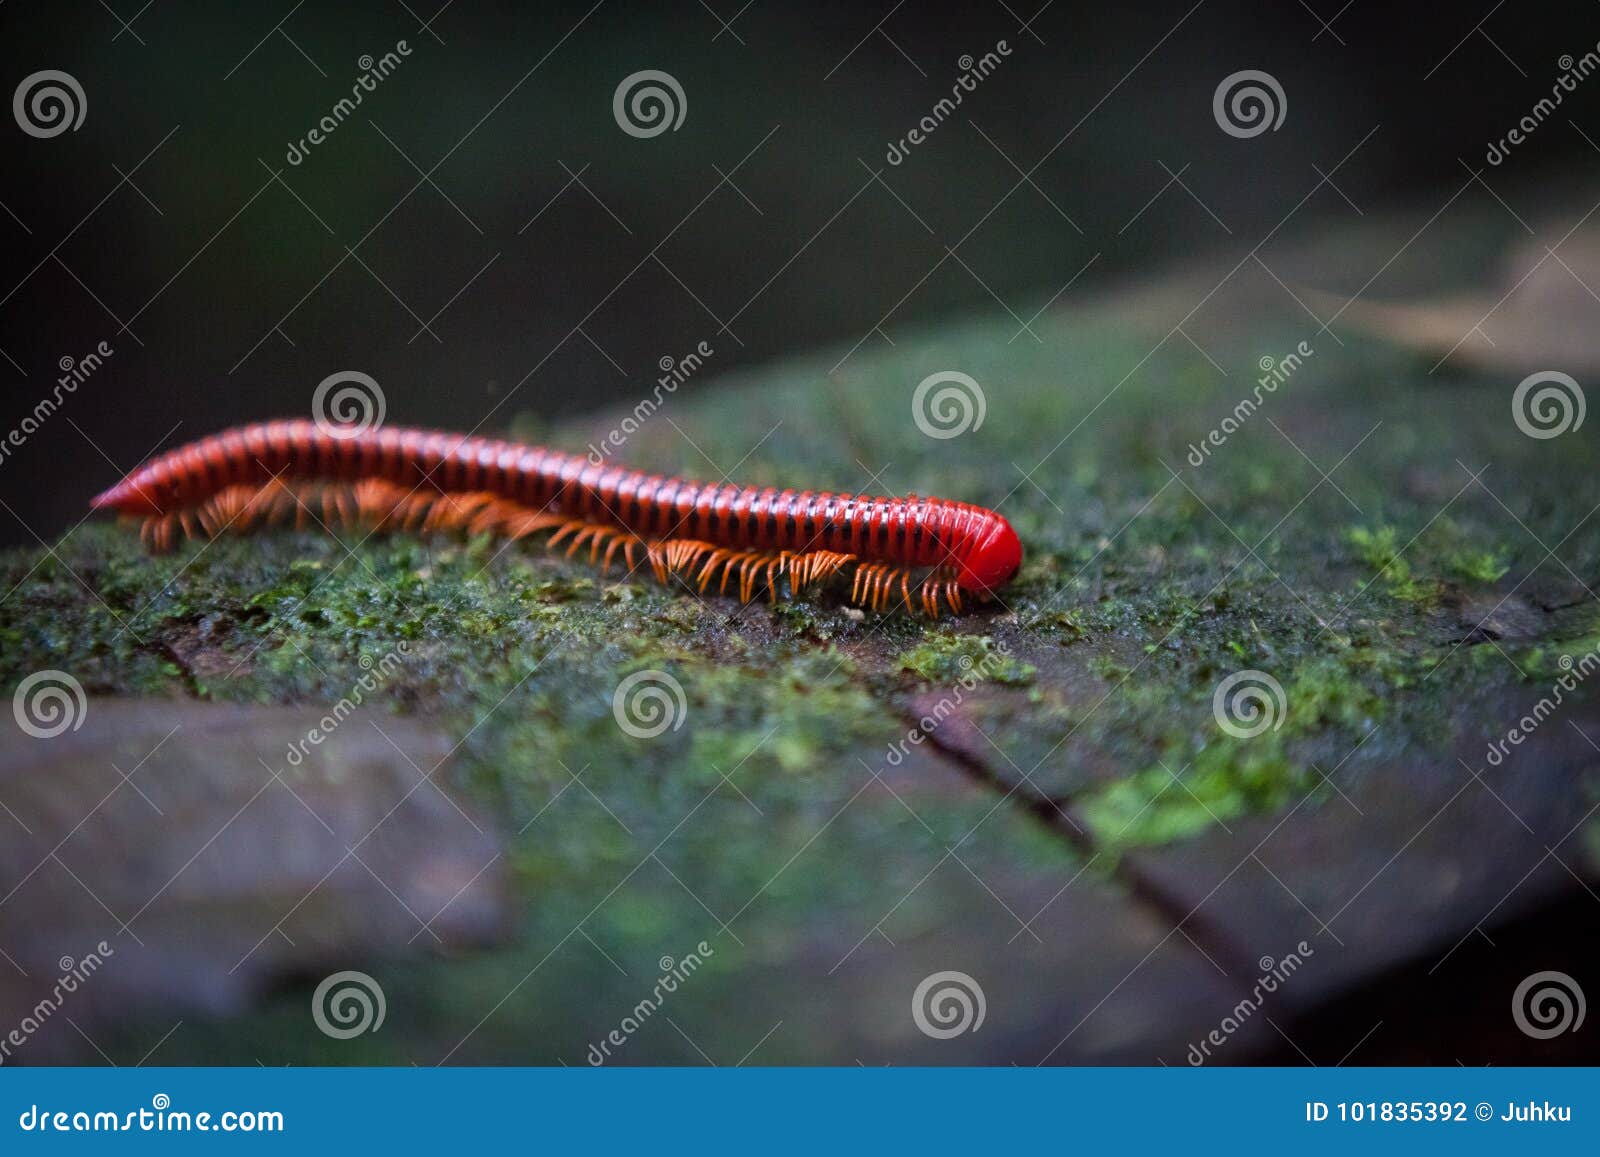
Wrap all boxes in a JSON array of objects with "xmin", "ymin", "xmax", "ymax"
[{"xmin": 4, "ymin": 265, "xmax": 1600, "ymax": 1064}]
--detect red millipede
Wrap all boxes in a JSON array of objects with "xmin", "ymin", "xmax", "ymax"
[{"xmin": 89, "ymin": 419, "xmax": 1022, "ymax": 616}]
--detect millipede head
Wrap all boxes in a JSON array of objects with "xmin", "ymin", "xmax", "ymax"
[{"xmin": 955, "ymin": 516, "xmax": 1023, "ymax": 598}]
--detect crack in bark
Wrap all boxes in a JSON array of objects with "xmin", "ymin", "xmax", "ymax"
[
  {"xmin": 149, "ymin": 636, "xmax": 204, "ymax": 698},
  {"xmin": 886, "ymin": 698, "xmax": 1269, "ymax": 992}
]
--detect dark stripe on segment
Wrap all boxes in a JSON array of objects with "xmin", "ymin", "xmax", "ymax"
[
  {"xmin": 318, "ymin": 431, "xmax": 339, "ymax": 481},
  {"xmin": 807, "ymin": 492, "xmax": 830, "ymax": 550},
  {"xmin": 343, "ymin": 428, "xmax": 369, "ymax": 481},
  {"xmin": 565, "ymin": 455, "xmax": 594, "ymax": 511},
  {"xmin": 649, "ymin": 478, "xmax": 676, "ymax": 536},
  {"xmin": 671, "ymin": 483, "xmax": 700, "ymax": 539},
  {"xmin": 599, "ymin": 467, "xmax": 633, "ymax": 527},
  {"xmin": 616, "ymin": 470, "xmax": 642, "ymax": 529},
  {"xmin": 241, "ymin": 426, "xmax": 269, "ymax": 479},
  {"xmin": 778, "ymin": 490, "xmax": 798, "ymax": 551},
  {"xmin": 574, "ymin": 462, "xmax": 603, "ymax": 519},
  {"xmin": 590, "ymin": 466, "xmax": 616, "ymax": 519},
  {"xmin": 739, "ymin": 489, "xmax": 761, "ymax": 547},
  {"xmin": 688, "ymin": 483, "xmax": 714, "ymax": 540},
  {"xmin": 704, "ymin": 484, "xmax": 727, "ymax": 541},
  {"xmin": 477, "ymin": 440, "xmax": 501, "ymax": 495},
  {"xmin": 511, "ymin": 445, "xmax": 538, "ymax": 504},
  {"xmin": 634, "ymin": 474, "xmax": 666, "ymax": 536},
  {"xmin": 818, "ymin": 493, "xmax": 838, "ymax": 550},
  {"xmin": 176, "ymin": 445, "xmax": 206, "ymax": 499},
  {"xmin": 218, "ymin": 432, "xmax": 246, "ymax": 488},
  {"xmin": 447, "ymin": 436, "xmax": 471, "ymax": 491},
  {"xmin": 845, "ymin": 495, "xmax": 864, "ymax": 554},
  {"xmin": 524, "ymin": 448, "xmax": 560, "ymax": 506},
  {"xmin": 264, "ymin": 423, "xmax": 290, "ymax": 475},
  {"xmin": 760, "ymin": 490, "xmax": 780, "ymax": 548}
]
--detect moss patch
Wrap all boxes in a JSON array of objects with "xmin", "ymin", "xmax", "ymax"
[{"xmin": 895, "ymin": 633, "xmax": 1035, "ymax": 686}]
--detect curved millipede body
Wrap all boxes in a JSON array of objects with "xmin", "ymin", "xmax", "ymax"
[{"xmin": 89, "ymin": 420, "xmax": 1022, "ymax": 616}]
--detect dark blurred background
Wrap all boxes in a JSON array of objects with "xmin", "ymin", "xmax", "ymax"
[{"xmin": 2, "ymin": 0, "xmax": 1597, "ymax": 545}]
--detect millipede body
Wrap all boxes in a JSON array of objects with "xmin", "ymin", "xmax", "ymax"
[{"xmin": 90, "ymin": 420, "xmax": 1022, "ymax": 615}]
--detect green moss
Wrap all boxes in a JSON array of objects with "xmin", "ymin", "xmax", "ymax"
[
  {"xmin": 1282, "ymin": 656, "xmax": 1385, "ymax": 732},
  {"xmin": 1446, "ymin": 549, "xmax": 1510, "ymax": 584},
  {"xmin": 895, "ymin": 633, "xmax": 1035, "ymax": 686},
  {"xmin": 1345, "ymin": 524, "xmax": 1438, "ymax": 604},
  {"xmin": 1080, "ymin": 741, "xmax": 1309, "ymax": 849}
]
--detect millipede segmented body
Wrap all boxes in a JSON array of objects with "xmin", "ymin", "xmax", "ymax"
[{"xmin": 90, "ymin": 420, "xmax": 1022, "ymax": 615}]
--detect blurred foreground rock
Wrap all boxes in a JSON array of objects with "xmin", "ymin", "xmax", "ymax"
[{"xmin": 0, "ymin": 701, "xmax": 508, "ymax": 1061}]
